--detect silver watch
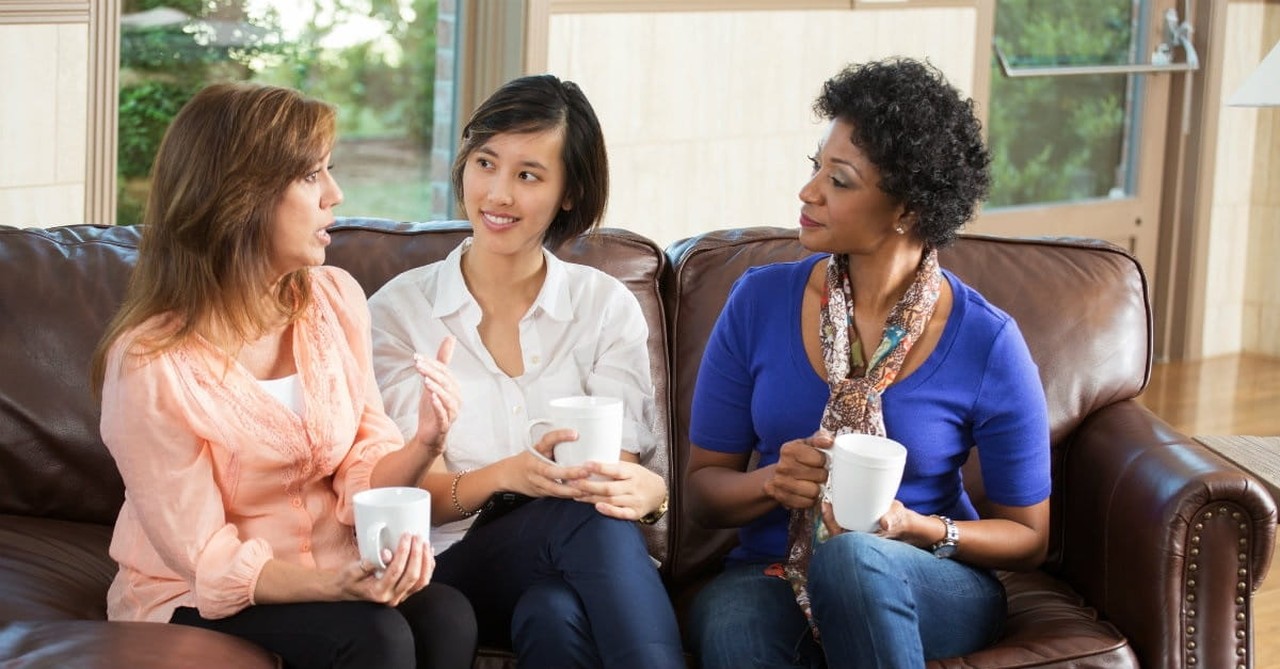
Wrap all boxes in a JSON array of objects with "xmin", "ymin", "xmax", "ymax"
[{"xmin": 930, "ymin": 515, "xmax": 959, "ymax": 558}]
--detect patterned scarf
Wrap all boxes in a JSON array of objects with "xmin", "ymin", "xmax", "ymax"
[{"xmin": 783, "ymin": 248, "xmax": 942, "ymax": 640}]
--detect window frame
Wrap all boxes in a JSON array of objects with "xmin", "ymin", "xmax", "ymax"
[
  {"xmin": 70, "ymin": 0, "xmax": 1225, "ymax": 359},
  {"xmin": 2, "ymin": 0, "xmax": 118, "ymax": 226}
]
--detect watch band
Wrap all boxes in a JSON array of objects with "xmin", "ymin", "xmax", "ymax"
[
  {"xmin": 638, "ymin": 494, "xmax": 669, "ymax": 525},
  {"xmin": 930, "ymin": 515, "xmax": 959, "ymax": 558}
]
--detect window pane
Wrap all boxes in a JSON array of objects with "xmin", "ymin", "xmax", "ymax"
[
  {"xmin": 118, "ymin": 0, "xmax": 440, "ymax": 224},
  {"xmin": 987, "ymin": 0, "xmax": 1148, "ymax": 208}
]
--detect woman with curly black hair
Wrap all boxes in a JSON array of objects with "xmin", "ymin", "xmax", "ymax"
[{"xmin": 684, "ymin": 58, "xmax": 1050, "ymax": 667}]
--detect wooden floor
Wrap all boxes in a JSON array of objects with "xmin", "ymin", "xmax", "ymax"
[{"xmin": 1137, "ymin": 353, "xmax": 1280, "ymax": 669}]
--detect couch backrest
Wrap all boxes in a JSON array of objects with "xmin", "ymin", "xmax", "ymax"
[
  {"xmin": 663, "ymin": 227, "xmax": 1151, "ymax": 589},
  {"xmin": 0, "ymin": 225, "xmax": 140, "ymax": 525},
  {"xmin": 0, "ymin": 220, "xmax": 675, "ymax": 565},
  {"xmin": 0, "ymin": 221, "xmax": 1149, "ymax": 584}
]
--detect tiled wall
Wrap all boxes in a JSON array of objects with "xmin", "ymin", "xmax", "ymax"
[
  {"xmin": 1206, "ymin": 2, "xmax": 1280, "ymax": 357},
  {"xmin": 544, "ymin": 7, "xmax": 977, "ymax": 249},
  {"xmin": 0, "ymin": 22, "xmax": 88, "ymax": 228}
]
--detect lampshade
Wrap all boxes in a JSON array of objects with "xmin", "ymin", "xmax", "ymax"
[{"xmin": 1228, "ymin": 40, "xmax": 1280, "ymax": 107}]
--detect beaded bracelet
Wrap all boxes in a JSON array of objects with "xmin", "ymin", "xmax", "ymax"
[{"xmin": 451, "ymin": 469, "xmax": 478, "ymax": 518}]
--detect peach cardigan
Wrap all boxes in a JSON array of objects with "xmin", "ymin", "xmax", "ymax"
[{"xmin": 100, "ymin": 266, "xmax": 403, "ymax": 622}]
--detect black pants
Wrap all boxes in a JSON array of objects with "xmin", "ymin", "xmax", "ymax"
[{"xmin": 170, "ymin": 583, "xmax": 476, "ymax": 669}]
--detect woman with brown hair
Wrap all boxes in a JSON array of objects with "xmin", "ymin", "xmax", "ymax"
[{"xmin": 92, "ymin": 82, "xmax": 476, "ymax": 669}]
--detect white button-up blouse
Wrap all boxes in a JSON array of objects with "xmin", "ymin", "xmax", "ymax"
[{"xmin": 368, "ymin": 239, "xmax": 657, "ymax": 553}]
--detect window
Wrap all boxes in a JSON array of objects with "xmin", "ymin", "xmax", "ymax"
[
  {"xmin": 987, "ymin": 0, "xmax": 1151, "ymax": 208},
  {"xmin": 117, "ymin": 0, "xmax": 443, "ymax": 224}
]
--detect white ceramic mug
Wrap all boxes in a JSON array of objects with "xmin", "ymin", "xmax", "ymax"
[
  {"xmin": 820, "ymin": 433, "xmax": 908, "ymax": 533},
  {"xmin": 352, "ymin": 486, "xmax": 431, "ymax": 570},
  {"xmin": 526, "ymin": 395, "xmax": 623, "ymax": 473}
]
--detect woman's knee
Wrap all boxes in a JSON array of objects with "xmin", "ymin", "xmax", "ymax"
[
  {"xmin": 555, "ymin": 501, "xmax": 651, "ymax": 556},
  {"xmin": 398, "ymin": 584, "xmax": 478, "ymax": 669},
  {"xmin": 399, "ymin": 583, "xmax": 477, "ymax": 647},
  {"xmin": 344, "ymin": 605, "xmax": 417, "ymax": 668},
  {"xmin": 513, "ymin": 578, "xmax": 589, "ymax": 636},
  {"xmin": 511, "ymin": 578, "xmax": 598, "ymax": 666},
  {"xmin": 809, "ymin": 531, "xmax": 900, "ymax": 587},
  {"xmin": 689, "ymin": 565, "xmax": 812, "ymax": 668}
]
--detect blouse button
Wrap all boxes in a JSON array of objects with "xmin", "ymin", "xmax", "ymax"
[
  {"xmin": 291, "ymin": 497, "xmax": 302, "ymax": 508},
  {"xmin": 530, "ymin": 355, "xmax": 541, "ymax": 365}
]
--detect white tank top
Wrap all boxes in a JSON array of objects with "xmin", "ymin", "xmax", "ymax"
[{"xmin": 256, "ymin": 373, "xmax": 303, "ymax": 416}]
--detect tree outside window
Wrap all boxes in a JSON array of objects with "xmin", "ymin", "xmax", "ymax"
[
  {"xmin": 118, "ymin": 0, "xmax": 438, "ymax": 224},
  {"xmin": 987, "ymin": 0, "xmax": 1142, "ymax": 208}
]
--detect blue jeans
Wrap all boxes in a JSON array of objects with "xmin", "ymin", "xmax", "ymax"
[
  {"xmin": 690, "ymin": 533, "xmax": 1005, "ymax": 669},
  {"xmin": 434, "ymin": 497, "xmax": 683, "ymax": 669}
]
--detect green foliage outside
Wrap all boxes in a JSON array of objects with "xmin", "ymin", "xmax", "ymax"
[
  {"xmin": 118, "ymin": 80, "xmax": 197, "ymax": 182},
  {"xmin": 118, "ymin": 0, "xmax": 438, "ymax": 225},
  {"xmin": 987, "ymin": 0, "xmax": 1136, "ymax": 208}
]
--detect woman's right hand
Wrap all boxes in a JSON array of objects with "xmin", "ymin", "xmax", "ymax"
[
  {"xmin": 337, "ymin": 533, "xmax": 434, "ymax": 607},
  {"xmin": 763, "ymin": 429, "xmax": 833, "ymax": 510},
  {"xmin": 505, "ymin": 428, "xmax": 590, "ymax": 499},
  {"xmin": 409, "ymin": 337, "xmax": 460, "ymax": 459}
]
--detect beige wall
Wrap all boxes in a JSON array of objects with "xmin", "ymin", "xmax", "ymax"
[
  {"xmin": 1244, "ymin": 3, "xmax": 1280, "ymax": 357},
  {"xmin": 544, "ymin": 7, "xmax": 978, "ymax": 248},
  {"xmin": 0, "ymin": 22, "xmax": 89, "ymax": 228},
  {"xmin": 1205, "ymin": 2, "xmax": 1280, "ymax": 357}
]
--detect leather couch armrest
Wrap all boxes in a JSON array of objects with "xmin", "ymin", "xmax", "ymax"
[{"xmin": 1056, "ymin": 399, "xmax": 1276, "ymax": 668}]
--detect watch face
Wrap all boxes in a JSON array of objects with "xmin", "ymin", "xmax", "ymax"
[{"xmin": 933, "ymin": 543, "xmax": 958, "ymax": 558}]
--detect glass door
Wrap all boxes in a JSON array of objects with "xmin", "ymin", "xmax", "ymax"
[{"xmin": 978, "ymin": 0, "xmax": 1187, "ymax": 281}]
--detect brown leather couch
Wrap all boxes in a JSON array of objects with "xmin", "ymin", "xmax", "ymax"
[{"xmin": 0, "ymin": 219, "xmax": 1274, "ymax": 668}]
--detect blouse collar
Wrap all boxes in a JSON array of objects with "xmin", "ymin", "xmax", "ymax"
[{"xmin": 432, "ymin": 237, "xmax": 574, "ymax": 322}]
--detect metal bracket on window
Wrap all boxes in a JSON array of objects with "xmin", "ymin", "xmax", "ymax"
[{"xmin": 995, "ymin": 8, "xmax": 1199, "ymax": 78}]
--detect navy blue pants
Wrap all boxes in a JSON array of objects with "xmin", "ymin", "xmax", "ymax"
[{"xmin": 433, "ymin": 496, "xmax": 684, "ymax": 669}]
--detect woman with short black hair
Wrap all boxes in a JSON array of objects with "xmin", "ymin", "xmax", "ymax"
[{"xmin": 685, "ymin": 58, "xmax": 1051, "ymax": 668}]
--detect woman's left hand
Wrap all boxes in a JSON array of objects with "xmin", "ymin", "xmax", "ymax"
[
  {"xmin": 820, "ymin": 499, "xmax": 935, "ymax": 548},
  {"xmin": 339, "ymin": 533, "xmax": 435, "ymax": 607},
  {"xmin": 571, "ymin": 460, "xmax": 668, "ymax": 521},
  {"xmin": 410, "ymin": 336, "xmax": 460, "ymax": 458}
]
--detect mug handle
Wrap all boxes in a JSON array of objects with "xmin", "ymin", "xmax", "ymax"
[
  {"xmin": 525, "ymin": 418, "xmax": 559, "ymax": 467},
  {"xmin": 366, "ymin": 521, "xmax": 389, "ymax": 570},
  {"xmin": 815, "ymin": 447, "xmax": 834, "ymax": 503}
]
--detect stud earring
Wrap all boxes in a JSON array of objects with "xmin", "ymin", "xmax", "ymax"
[{"xmin": 895, "ymin": 225, "xmax": 906, "ymax": 235}]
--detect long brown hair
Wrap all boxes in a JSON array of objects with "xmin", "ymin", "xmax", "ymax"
[{"xmin": 91, "ymin": 82, "xmax": 336, "ymax": 392}]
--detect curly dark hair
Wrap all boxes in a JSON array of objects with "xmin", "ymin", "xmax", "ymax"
[{"xmin": 815, "ymin": 58, "xmax": 990, "ymax": 247}]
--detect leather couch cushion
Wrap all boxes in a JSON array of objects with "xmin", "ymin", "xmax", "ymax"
[
  {"xmin": 0, "ymin": 515, "xmax": 114, "ymax": 621},
  {"xmin": 0, "ymin": 225, "xmax": 139, "ymax": 526},
  {"xmin": 0, "ymin": 619, "xmax": 278, "ymax": 668},
  {"xmin": 932, "ymin": 570, "xmax": 1136, "ymax": 668}
]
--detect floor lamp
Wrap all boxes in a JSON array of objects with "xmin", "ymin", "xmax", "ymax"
[{"xmin": 1229, "ymin": 40, "xmax": 1280, "ymax": 107}]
